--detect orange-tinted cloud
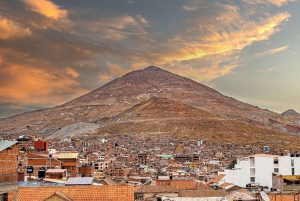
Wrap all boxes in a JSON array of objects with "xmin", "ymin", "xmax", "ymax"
[
  {"xmin": 0, "ymin": 16, "xmax": 31, "ymax": 40},
  {"xmin": 66, "ymin": 67, "xmax": 80, "ymax": 78},
  {"xmin": 23, "ymin": 0, "xmax": 68, "ymax": 20},
  {"xmin": 243, "ymin": 0, "xmax": 296, "ymax": 7},
  {"xmin": 0, "ymin": 64, "xmax": 86, "ymax": 105},
  {"xmin": 98, "ymin": 62, "xmax": 133, "ymax": 84},
  {"xmin": 148, "ymin": 8, "xmax": 291, "ymax": 82}
]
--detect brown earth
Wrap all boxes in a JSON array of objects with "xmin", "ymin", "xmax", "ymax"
[{"xmin": 1, "ymin": 66, "xmax": 300, "ymax": 149}]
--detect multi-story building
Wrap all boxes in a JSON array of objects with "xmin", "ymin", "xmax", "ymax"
[
  {"xmin": 58, "ymin": 153, "xmax": 79, "ymax": 177},
  {"xmin": 0, "ymin": 140, "xmax": 18, "ymax": 201},
  {"xmin": 27, "ymin": 153, "xmax": 61, "ymax": 176},
  {"xmin": 220, "ymin": 154, "xmax": 300, "ymax": 188}
]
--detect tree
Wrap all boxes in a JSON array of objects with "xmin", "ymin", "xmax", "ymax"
[{"xmin": 228, "ymin": 158, "xmax": 237, "ymax": 169}]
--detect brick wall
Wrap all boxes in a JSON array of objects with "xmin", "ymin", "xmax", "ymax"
[
  {"xmin": 0, "ymin": 144, "xmax": 18, "ymax": 183},
  {"xmin": 8, "ymin": 190, "xmax": 17, "ymax": 201},
  {"xmin": 0, "ymin": 143, "xmax": 18, "ymax": 201}
]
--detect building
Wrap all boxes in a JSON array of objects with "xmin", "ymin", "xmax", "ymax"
[
  {"xmin": 174, "ymin": 154, "xmax": 200, "ymax": 163},
  {"xmin": 58, "ymin": 153, "xmax": 79, "ymax": 177},
  {"xmin": 220, "ymin": 154, "xmax": 300, "ymax": 188},
  {"xmin": 272, "ymin": 174, "xmax": 300, "ymax": 191},
  {"xmin": 156, "ymin": 176, "xmax": 196, "ymax": 190},
  {"xmin": 34, "ymin": 140, "xmax": 49, "ymax": 152},
  {"xmin": 27, "ymin": 153, "xmax": 62, "ymax": 176},
  {"xmin": 18, "ymin": 185, "xmax": 134, "ymax": 201},
  {"xmin": 0, "ymin": 140, "xmax": 18, "ymax": 201},
  {"xmin": 135, "ymin": 186, "xmax": 178, "ymax": 200}
]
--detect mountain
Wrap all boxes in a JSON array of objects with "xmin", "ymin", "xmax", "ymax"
[
  {"xmin": 282, "ymin": 109, "xmax": 300, "ymax": 116},
  {"xmin": 1, "ymin": 66, "xmax": 300, "ymax": 148}
]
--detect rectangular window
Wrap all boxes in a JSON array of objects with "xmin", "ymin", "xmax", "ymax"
[
  {"xmin": 274, "ymin": 158, "xmax": 279, "ymax": 164},
  {"xmin": 274, "ymin": 168, "xmax": 279, "ymax": 173},
  {"xmin": 292, "ymin": 168, "xmax": 295, "ymax": 175},
  {"xmin": 250, "ymin": 177, "xmax": 255, "ymax": 183},
  {"xmin": 0, "ymin": 193, "xmax": 8, "ymax": 201},
  {"xmin": 160, "ymin": 181, "xmax": 166, "ymax": 185},
  {"xmin": 291, "ymin": 159, "xmax": 294, "ymax": 166}
]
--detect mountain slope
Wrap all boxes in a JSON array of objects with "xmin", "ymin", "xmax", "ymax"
[{"xmin": 1, "ymin": 66, "xmax": 300, "ymax": 144}]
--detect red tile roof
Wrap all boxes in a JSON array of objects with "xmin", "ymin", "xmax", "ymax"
[
  {"xmin": 18, "ymin": 185, "xmax": 134, "ymax": 201},
  {"xmin": 212, "ymin": 174, "xmax": 226, "ymax": 183},
  {"xmin": 170, "ymin": 180, "xmax": 195, "ymax": 190}
]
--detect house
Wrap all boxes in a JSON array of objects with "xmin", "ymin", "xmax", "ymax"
[
  {"xmin": 58, "ymin": 153, "xmax": 79, "ymax": 177},
  {"xmin": 0, "ymin": 140, "xmax": 19, "ymax": 201},
  {"xmin": 212, "ymin": 174, "xmax": 226, "ymax": 189},
  {"xmin": 18, "ymin": 185, "xmax": 134, "ymax": 201},
  {"xmin": 220, "ymin": 154, "xmax": 300, "ymax": 188},
  {"xmin": 178, "ymin": 189, "xmax": 228, "ymax": 198},
  {"xmin": 27, "ymin": 153, "xmax": 62, "ymax": 176},
  {"xmin": 46, "ymin": 169, "xmax": 67, "ymax": 180},
  {"xmin": 272, "ymin": 174, "xmax": 300, "ymax": 191},
  {"xmin": 135, "ymin": 185, "xmax": 178, "ymax": 200},
  {"xmin": 156, "ymin": 176, "xmax": 196, "ymax": 190}
]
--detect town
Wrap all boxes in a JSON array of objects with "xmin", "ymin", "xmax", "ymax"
[{"xmin": 1, "ymin": 133, "xmax": 300, "ymax": 201}]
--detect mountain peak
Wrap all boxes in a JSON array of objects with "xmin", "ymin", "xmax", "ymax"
[
  {"xmin": 144, "ymin": 66, "xmax": 163, "ymax": 71},
  {"xmin": 282, "ymin": 109, "xmax": 300, "ymax": 116}
]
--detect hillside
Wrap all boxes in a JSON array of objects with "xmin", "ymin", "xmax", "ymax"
[{"xmin": 1, "ymin": 66, "xmax": 300, "ymax": 148}]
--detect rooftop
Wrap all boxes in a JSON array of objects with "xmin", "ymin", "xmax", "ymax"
[
  {"xmin": 0, "ymin": 140, "xmax": 18, "ymax": 152},
  {"xmin": 58, "ymin": 153, "xmax": 79, "ymax": 159},
  {"xmin": 18, "ymin": 186, "xmax": 134, "ymax": 201}
]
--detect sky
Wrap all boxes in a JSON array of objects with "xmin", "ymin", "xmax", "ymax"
[{"xmin": 0, "ymin": 0, "xmax": 299, "ymax": 118}]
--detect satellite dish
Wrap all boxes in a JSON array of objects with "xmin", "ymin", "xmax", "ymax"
[{"xmin": 261, "ymin": 191, "xmax": 270, "ymax": 201}]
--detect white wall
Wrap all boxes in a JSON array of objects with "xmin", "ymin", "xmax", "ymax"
[{"xmin": 221, "ymin": 155, "xmax": 300, "ymax": 188}]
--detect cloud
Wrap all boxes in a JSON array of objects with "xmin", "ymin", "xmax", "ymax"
[
  {"xmin": 182, "ymin": 0, "xmax": 206, "ymax": 11},
  {"xmin": 243, "ymin": 0, "xmax": 296, "ymax": 7},
  {"xmin": 23, "ymin": 0, "xmax": 68, "ymax": 20},
  {"xmin": 146, "ymin": 6, "xmax": 291, "ymax": 82},
  {"xmin": 0, "ymin": 0, "xmax": 295, "ymax": 118},
  {"xmin": 100, "ymin": 15, "xmax": 148, "ymax": 40},
  {"xmin": 182, "ymin": 6, "xmax": 199, "ymax": 11},
  {"xmin": 98, "ymin": 62, "xmax": 133, "ymax": 84},
  {"xmin": 254, "ymin": 45, "xmax": 289, "ymax": 57},
  {"xmin": 136, "ymin": 15, "xmax": 149, "ymax": 26},
  {"xmin": 126, "ymin": 0, "xmax": 134, "ymax": 4},
  {"xmin": 256, "ymin": 68, "xmax": 275, "ymax": 73},
  {"xmin": 0, "ymin": 64, "xmax": 86, "ymax": 105},
  {"xmin": 66, "ymin": 67, "xmax": 80, "ymax": 78},
  {"xmin": 0, "ymin": 16, "xmax": 32, "ymax": 40}
]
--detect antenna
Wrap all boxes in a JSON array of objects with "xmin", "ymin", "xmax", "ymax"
[{"xmin": 260, "ymin": 191, "xmax": 270, "ymax": 201}]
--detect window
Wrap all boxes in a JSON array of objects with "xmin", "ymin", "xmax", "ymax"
[
  {"xmin": 274, "ymin": 168, "xmax": 279, "ymax": 173},
  {"xmin": 291, "ymin": 159, "xmax": 294, "ymax": 166},
  {"xmin": 160, "ymin": 181, "xmax": 166, "ymax": 185},
  {"xmin": 250, "ymin": 177, "xmax": 255, "ymax": 183},
  {"xmin": 292, "ymin": 168, "xmax": 295, "ymax": 175},
  {"xmin": 0, "ymin": 193, "xmax": 8, "ymax": 201},
  {"xmin": 274, "ymin": 158, "xmax": 279, "ymax": 164},
  {"xmin": 136, "ymin": 195, "xmax": 143, "ymax": 200}
]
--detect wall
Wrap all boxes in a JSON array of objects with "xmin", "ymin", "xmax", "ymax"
[{"xmin": 0, "ymin": 143, "xmax": 18, "ymax": 201}]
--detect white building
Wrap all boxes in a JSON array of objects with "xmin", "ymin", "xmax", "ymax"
[{"xmin": 219, "ymin": 154, "xmax": 300, "ymax": 188}]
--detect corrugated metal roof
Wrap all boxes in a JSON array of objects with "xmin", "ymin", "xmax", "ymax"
[
  {"xmin": 65, "ymin": 177, "xmax": 93, "ymax": 186},
  {"xmin": 18, "ymin": 181, "xmax": 65, "ymax": 187},
  {"xmin": 0, "ymin": 140, "xmax": 18, "ymax": 152}
]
